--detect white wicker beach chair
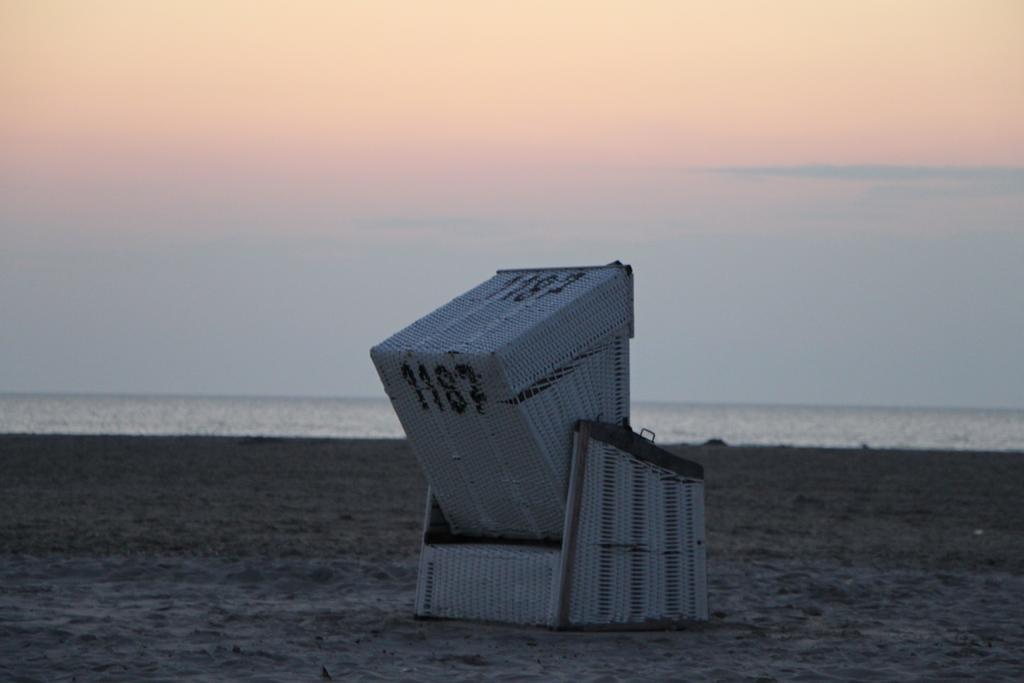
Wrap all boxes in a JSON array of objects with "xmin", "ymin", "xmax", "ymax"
[{"xmin": 371, "ymin": 263, "xmax": 707, "ymax": 629}]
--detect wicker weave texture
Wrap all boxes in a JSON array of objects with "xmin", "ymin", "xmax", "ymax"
[
  {"xmin": 565, "ymin": 439, "xmax": 708, "ymax": 625},
  {"xmin": 374, "ymin": 265, "xmax": 631, "ymax": 357},
  {"xmin": 371, "ymin": 265, "xmax": 633, "ymax": 540},
  {"xmin": 415, "ymin": 544, "xmax": 560, "ymax": 626}
]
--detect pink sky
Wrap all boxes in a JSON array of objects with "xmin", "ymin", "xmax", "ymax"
[
  {"xmin": 3, "ymin": 1, "xmax": 1022, "ymax": 247},
  {"xmin": 3, "ymin": 1, "xmax": 1022, "ymax": 171}
]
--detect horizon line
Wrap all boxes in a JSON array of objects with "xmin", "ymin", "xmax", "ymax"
[{"xmin": 1, "ymin": 390, "xmax": 1021, "ymax": 414}]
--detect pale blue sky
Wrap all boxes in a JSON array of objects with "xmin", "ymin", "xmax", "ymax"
[{"xmin": 2, "ymin": 166, "xmax": 1022, "ymax": 409}]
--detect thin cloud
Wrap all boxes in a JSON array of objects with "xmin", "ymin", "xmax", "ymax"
[{"xmin": 708, "ymin": 165, "xmax": 1024, "ymax": 183}]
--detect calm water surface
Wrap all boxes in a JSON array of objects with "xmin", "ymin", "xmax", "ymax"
[{"xmin": 1, "ymin": 394, "xmax": 1022, "ymax": 451}]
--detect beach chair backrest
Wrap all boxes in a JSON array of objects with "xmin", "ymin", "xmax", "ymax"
[{"xmin": 371, "ymin": 263, "xmax": 633, "ymax": 539}]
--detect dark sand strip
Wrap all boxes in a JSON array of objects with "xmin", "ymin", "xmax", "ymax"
[{"xmin": 2, "ymin": 435, "xmax": 1021, "ymax": 572}]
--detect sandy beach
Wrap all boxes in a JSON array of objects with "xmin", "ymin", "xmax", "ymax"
[{"xmin": 2, "ymin": 434, "xmax": 1022, "ymax": 681}]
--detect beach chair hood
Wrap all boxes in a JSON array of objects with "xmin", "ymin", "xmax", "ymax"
[{"xmin": 371, "ymin": 263, "xmax": 633, "ymax": 540}]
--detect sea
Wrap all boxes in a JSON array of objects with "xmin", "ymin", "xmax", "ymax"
[{"xmin": 1, "ymin": 394, "xmax": 1022, "ymax": 452}]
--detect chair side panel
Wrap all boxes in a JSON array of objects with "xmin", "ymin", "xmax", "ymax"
[
  {"xmin": 567, "ymin": 440, "xmax": 708, "ymax": 626},
  {"xmin": 511, "ymin": 332, "xmax": 631, "ymax": 498}
]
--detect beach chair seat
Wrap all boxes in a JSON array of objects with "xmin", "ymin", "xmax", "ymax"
[{"xmin": 371, "ymin": 263, "xmax": 707, "ymax": 628}]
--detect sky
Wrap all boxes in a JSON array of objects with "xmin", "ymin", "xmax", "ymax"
[{"xmin": 1, "ymin": 0, "xmax": 1022, "ymax": 408}]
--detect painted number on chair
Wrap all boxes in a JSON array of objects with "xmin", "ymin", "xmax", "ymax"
[
  {"xmin": 487, "ymin": 270, "xmax": 587, "ymax": 302},
  {"xmin": 400, "ymin": 362, "xmax": 487, "ymax": 415}
]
